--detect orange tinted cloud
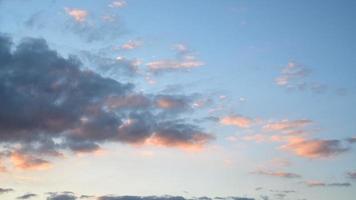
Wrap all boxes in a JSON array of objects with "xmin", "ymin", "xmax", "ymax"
[
  {"xmin": 10, "ymin": 152, "xmax": 52, "ymax": 170},
  {"xmin": 281, "ymin": 137, "xmax": 348, "ymax": 159},
  {"xmin": 263, "ymin": 119, "xmax": 312, "ymax": 132},
  {"xmin": 65, "ymin": 8, "xmax": 88, "ymax": 22},
  {"xmin": 220, "ymin": 115, "xmax": 253, "ymax": 128},
  {"xmin": 145, "ymin": 132, "xmax": 213, "ymax": 152}
]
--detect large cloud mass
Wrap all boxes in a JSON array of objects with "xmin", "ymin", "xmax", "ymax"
[{"xmin": 0, "ymin": 34, "xmax": 213, "ymax": 170}]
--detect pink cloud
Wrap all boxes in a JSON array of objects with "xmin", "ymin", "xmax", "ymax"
[
  {"xmin": 64, "ymin": 8, "xmax": 88, "ymax": 23},
  {"xmin": 281, "ymin": 137, "xmax": 349, "ymax": 159},
  {"xmin": 220, "ymin": 115, "xmax": 253, "ymax": 128},
  {"xmin": 10, "ymin": 152, "xmax": 52, "ymax": 170}
]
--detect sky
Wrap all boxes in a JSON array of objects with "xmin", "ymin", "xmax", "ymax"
[{"xmin": 0, "ymin": 0, "xmax": 355, "ymax": 200}]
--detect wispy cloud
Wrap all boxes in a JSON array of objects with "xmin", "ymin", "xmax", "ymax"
[
  {"xmin": 146, "ymin": 44, "xmax": 204, "ymax": 73},
  {"xmin": 121, "ymin": 39, "xmax": 142, "ymax": 50},
  {"xmin": 252, "ymin": 170, "xmax": 302, "ymax": 178},
  {"xmin": 263, "ymin": 119, "xmax": 312, "ymax": 133},
  {"xmin": 275, "ymin": 61, "xmax": 330, "ymax": 94}
]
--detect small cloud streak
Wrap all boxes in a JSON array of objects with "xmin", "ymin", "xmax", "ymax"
[
  {"xmin": 252, "ymin": 170, "xmax": 302, "ymax": 178},
  {"xmin": 263, "ymin": 119, "xmax": 312, "ymax": 133},
  {"xmin": 305, "ymin": 180, "xmax": 351, "ymax": 187},
  {"xmin": 220, "ymin": 115, "xmax": 253, "ymax": 128},
  {"xmin": 16, "ymin": 193, "xmax": 37, "ymax": 199}
]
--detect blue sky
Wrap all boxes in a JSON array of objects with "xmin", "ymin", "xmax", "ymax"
[{"xmin": 0, "ymin": 1, "xmax": 355, "ymax": 200}]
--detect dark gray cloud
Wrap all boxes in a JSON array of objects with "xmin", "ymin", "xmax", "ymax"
[
  {"xmin": 0, "ymin": 187, "xmax": 14, "ymax": 194},
  {"xmin": 17, "ymin": 193, "xmax": 38, "ymax": 199},
  {"xmin": 0, "ymin": 34, "xmax": 213, "ymax": 169},
  {"xmin": 47, "ymin": 192, "xmax": 77, "ymax": 200}
]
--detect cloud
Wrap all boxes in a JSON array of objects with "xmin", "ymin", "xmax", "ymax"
[
  {"xmin": 220, "ymin": 115, "xmax": 253, "ymax": 128},
  {"xmin": 17, "ymin": 193, "xmax": 38, "ymax": 199},
  {"xmin": 121, "ymin": 40, "xmax": 142, "ymax": 50},
  {"xmin": 79, "ymin": 51, "xmax": 140, "ymax": 77},
  {"xmin": 65, "ymin": 8, "xmax": 88, "ymax": 23},
  {"xmin": 304, "ymin": 180, "xmax": 351, "ymax": 187},
  {"xmin": 47, "ymin": 192, "xmax": 77, "ymax": 200},
  {"xmin": 252, "ymin": 170, "xmax": 302, "ymax": 178},
  {"xmin": 146, "ymin": 44, "xmax": 204, "ymax": 73},
  {"xmin": 263, "ymin": 119, "xmax": 312, "ymax": 133},
  {"xmin": 0, "ymin": 188, "xmax": 14, "ymax": 194},
  {"xmin": 346, "ymin": 136, "xmax": 356, "ymax": 144},
  {"xmin": 109, "ymin": 0, "xmax": 127, "ymax": 8},
  {"xmin": 281, "ymin": 137, "xmax": 349, "ymax": 159},
  {"xmin": 155, "ymin": 95, "xmax": 192, "ymax": 112},
  {"xmin": 275, "ymin": 61, "xmax": 328, "ymax": 94},
  {"xmin": 346, "ymin": 171, "xmax": 356, "ymax": 180},
  {"xmin": 10, "ymin": 151, "xmax": 52, "ymax": 170},
  {"xmin": 0, "ymin": 35, "xmax": 213, "ymax": 170},
  {"xmin": 275, "ymin": 62, "xmax": 310, "ymax": 86}
]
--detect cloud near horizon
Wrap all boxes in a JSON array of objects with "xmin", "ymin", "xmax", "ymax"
[{"xmin": 251, "ymin": 170, "xmax": 302, "ymax": 178}]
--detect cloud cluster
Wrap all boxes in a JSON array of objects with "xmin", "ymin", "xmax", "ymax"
[{"xmin": 0, "ymin": 34, "xmax": 213, "ymax": 171}]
